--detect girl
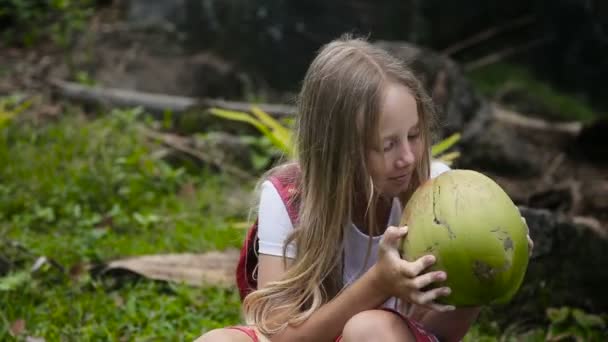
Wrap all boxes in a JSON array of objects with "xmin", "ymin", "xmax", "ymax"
[{"xmin": 197, "ymin": 36, "xmax": 525, "ymax": 342}]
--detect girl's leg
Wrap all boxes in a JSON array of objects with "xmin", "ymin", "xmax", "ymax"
[
  {"xmin": 195, "ymin": 327, "xmax": 263, "ymax": 342},
  {"xmin": 341, "ymin": 309, "xmax": 416, "ymax": 342}
]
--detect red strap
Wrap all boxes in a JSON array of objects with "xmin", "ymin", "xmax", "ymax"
[
  {"xmin": 268, "ymin": 176, "xmax": 299, "ymax": 224},
  {"xmin": 236, "ymin": 220, "xmax": 259, "ymax": 300}
]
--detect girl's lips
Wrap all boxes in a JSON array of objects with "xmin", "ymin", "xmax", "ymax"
[{"xmin": 390, "ymin": 173, "xmax": 410, "ymax": 183}]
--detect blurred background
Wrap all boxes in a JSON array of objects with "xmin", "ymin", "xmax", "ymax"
[{"xmin": 1, "ymin": 0, "xmax": 606, "ymax": 340}]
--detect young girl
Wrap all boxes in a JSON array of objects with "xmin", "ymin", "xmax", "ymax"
[{"xmin": 197, "ymin": 36, "xmax": 521, "ymax": 342}]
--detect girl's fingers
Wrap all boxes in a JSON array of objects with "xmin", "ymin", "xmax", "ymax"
[
  {"xmin": 522, "ymin": 216, "xmax": 534, "ymax": 257},
  {"xmin": 402, "ymin": 254, "xmax": 436, "ymax": 277},
  {"xmin": 424, "ymin": 302, "xmax": 456, "ymax": 313},
  {"xmin": 521, "ymin": 216, "xmax": 529, "ymax": 234},
  {"xmin": 410, "ymin": 271, "xmax": 446, "ymax": 289},
  {"xmin": 409, "ymin": 287, "xmax": 452, "ymax": 308},
  {"xmin": 527, "ymin": 234, "xmax": 534, "ymax": 257}
]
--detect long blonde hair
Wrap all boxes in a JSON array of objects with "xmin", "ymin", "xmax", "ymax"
[{"xmin": 243, "ymin": 35, "xmax": 437, "ymax": 335}]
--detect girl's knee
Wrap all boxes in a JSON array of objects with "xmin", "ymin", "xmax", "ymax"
[
  {"xmin": 194, "ymin": 328, "xmax": 255, "ymax": 342},
  {"xmin": 194, "ymin": 329, "xmax": 228, "ymax": 342},
  {"xmin": 342, "ymin": 310, "xmax": 415, "ymax": 342}
]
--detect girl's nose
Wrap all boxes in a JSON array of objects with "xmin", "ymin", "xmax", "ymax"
[{"xmin": 395, "ymin": 141, "xmax": 415, "ymax": 168}]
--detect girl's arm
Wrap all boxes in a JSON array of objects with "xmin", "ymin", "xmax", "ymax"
[
  {"xmin": 257, "ymin": 227, "xmax": 454, "ymax": 342},
  {"xmin": 260, "ymin": 253, "xmax": 390, "ymax": 342},
  {"xmin": 257, "ymin": 254, "xmax": 293, "ymax": 288}
]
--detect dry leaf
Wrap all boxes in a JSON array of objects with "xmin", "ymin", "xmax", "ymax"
[
  {"xmin": 9, "ymin": 319, "xmax": 25, "ymax": 336},
  {"xmin": 104, "ymin": 249, "xmax": 240, "ymax": 287}
]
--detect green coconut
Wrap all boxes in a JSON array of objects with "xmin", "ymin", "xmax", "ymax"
[{"xmin": 400, "ymin": 169, "xmax": 529, "ymax": 307}]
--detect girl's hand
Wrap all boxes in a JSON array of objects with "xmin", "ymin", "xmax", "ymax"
[
  {"xmin": 522, "ymin": 217, "xmax": 534, "ymax": 257},
  {"xmin": 372, "ymin": 226, "xmax": 455, "ymax": 312}
]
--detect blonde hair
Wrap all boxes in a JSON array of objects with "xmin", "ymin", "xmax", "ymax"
[{"xmin": 243, "ymin": 35, "xmax": 436, "ymax": 335}]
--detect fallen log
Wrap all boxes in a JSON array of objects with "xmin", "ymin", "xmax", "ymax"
[
  {"xmin": 49, "ymin": 78, "xmax": 297, "ymax": 117},
  {"xmin": 492, "ymin": 104, "xmax": 583, "ymax": 135}
]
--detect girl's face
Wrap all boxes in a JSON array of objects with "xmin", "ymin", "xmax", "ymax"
[{"xmin": 367, "ymin": 82, "xmax": 423, "ymax": 197}]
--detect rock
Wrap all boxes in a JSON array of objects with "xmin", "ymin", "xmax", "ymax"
[
  {"xmin": 510, "ymin": 206, "xmax": 608, "ymax": 317},
  {"xmin": 456, "ymin": 118, "xmax": 542, "ymax": 177},
  {"xmin": 127, "ymin": 0, "xmax": 188, "ymax": 30},
  {"xmin": 519, "ymin": 207, "xmax": 557, "ymax": 259},
  {"xmin": 52, "ymin": 22, "xmax": 246, "ymax": 99}
]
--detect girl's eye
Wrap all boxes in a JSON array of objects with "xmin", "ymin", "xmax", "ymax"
[
  {"xmin": 383, "ymin": 140, "xmax": 395, "ymax": 152},
  {"xmin": 408, "ymin": 131, "xmax": 420, "ymax": 140}
]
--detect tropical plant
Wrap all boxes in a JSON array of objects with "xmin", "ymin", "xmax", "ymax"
[
  {"xmin": 209, "ymin": 106, "xmax": 461, "ymax": 165},
  {"xmin": 545, "ymin": 306, "xmax": 606, "ymax": 341}
]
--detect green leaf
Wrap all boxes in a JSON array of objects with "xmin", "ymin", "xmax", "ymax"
[
  {"xmin": 572, "ymin": 309, "xmax": 606, "ymax": 329},
  {"xmin": 209, "ymin": 108, "xmax": 270, "ymax": 136},
  {"xmin": 209, "ymin": 107, "xmax": 292, "ymax": 156},
  {"xmin": 250, "ymin": 106, "xmax": 293, "ymax": 154},
  {"xmin": 434, "ymin": 151, "xmax": 460, "ymax": 166},
  {"xmin": 431, "ymin": 133, "xmax": 461, "ymax": 157},
  {"xmin": 547, "ymin": 307, "xmax": 571, "ymax": 324}
]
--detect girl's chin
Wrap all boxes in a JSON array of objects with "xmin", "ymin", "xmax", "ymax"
[{"xmin": 378, "ymin": 185, "xmax": 408, "ymax": 198}]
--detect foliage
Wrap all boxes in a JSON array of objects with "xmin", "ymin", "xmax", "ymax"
[{"xmin": 0, "ymin": 0, "xmax": 95, "ymax": 47}]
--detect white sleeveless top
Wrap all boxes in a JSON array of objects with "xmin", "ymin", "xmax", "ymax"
[{"xmin": 257, "ymin": 161, "xmax": 451, "ymax": 309}]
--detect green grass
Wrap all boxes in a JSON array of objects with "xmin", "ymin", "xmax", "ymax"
[
  {"xmin": 0, "ymin": 108, "xmax": 250, "ymax": 340},
  {"xmin": 1, "ymin": 281, "xmax": 242, "ymax": 341},
  {"xmin": 467, "ymin": 63, "xmax": 598, "ymax": 122}
]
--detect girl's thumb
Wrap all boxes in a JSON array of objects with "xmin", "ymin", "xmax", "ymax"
[{"xmin": 381, "ymin": 225, "xmax": 408, "ymax": 249}]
